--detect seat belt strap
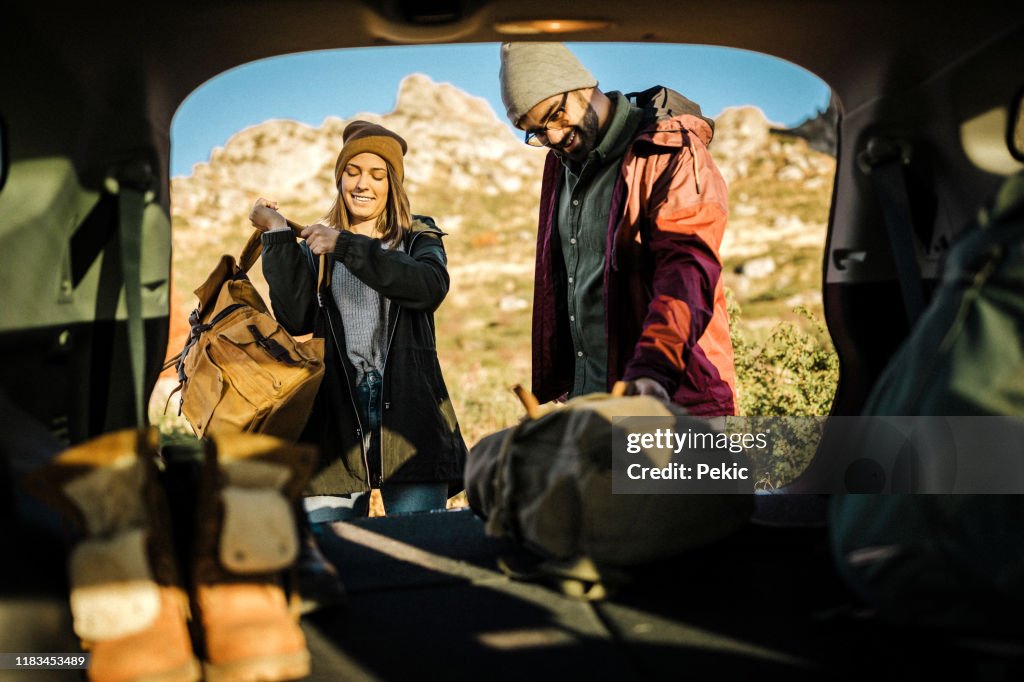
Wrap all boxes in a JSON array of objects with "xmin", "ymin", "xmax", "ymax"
[
  {"xmin": 859, "ymin": 137, "xmax": 926, "ymax": 326},
  {"xmin": 106, "ymin": 162, "xmax": 155, "ymax": 428}
]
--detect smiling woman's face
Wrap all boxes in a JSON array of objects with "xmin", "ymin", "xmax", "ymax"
[{"xmin": 341, "ymin": 152, "xmax": 389, "ymax": 226}]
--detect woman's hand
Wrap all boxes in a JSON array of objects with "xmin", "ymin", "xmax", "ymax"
[
  {"xmin": 249, "ymin": 197, "xmax": 287, "ymax": 232},
  {"xmin": 301, "ymin": 223, "xmax": 341, "ymax": 256}
]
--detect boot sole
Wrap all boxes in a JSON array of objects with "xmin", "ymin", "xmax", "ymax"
[
  {"xmin": 202, "ymin": 650, "xmax": 310, "ymax": 682},
  {"xmin": 112, "ymin": 657, "xmax": 202, "ymax": 682}
]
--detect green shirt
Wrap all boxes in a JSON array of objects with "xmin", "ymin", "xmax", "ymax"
[{"xmin": 556, "ymin": 92, "xmax": 645, "ymax": 397}]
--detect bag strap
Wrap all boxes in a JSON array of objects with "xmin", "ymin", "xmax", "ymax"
[
  {"xmin": 238, "ymin": 218, "xmax": 328, "ymax": 295},
  {"xmin": 238, "ymin": 218, "xmax": 305, "ymax": 273}
]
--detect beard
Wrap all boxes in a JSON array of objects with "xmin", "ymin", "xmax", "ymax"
[{"xmin": 552, "ymin": 103, "xmax": 600, "ymax": 164}]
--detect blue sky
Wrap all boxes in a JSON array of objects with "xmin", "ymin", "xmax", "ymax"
[{"xmin": 170, "ymin": 42, "xmax": 831, "ymax": 178}]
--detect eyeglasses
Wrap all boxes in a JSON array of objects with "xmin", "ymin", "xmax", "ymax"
[{"xmin": 523, "ymin": 92, "xmax": 569, "ymax": 147}]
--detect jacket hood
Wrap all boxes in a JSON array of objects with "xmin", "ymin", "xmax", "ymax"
[
  {"xmin": 635, "ymin": 113, "xmax": 715, "ymax": 150},
  {"xmin": 409, "ymin": 215, "xmax": 445, "ymax": 237}
]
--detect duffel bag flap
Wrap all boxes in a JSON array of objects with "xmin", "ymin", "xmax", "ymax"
[
  {"xmin": 216, "ymin": 312, "xmax": 322, "ymax": 367},
  {"xmin": 193, "ymin": 256, "xmax": 269, "ymax": 323},
  {"xmin": 192, "ymin": 254, "xmax": 236, "ymax": 320},
  {"xmin": 213, "ymin": 276, "xmax": 269, "ymax": 318},
  {"xmin": 468, "ymin": 392, "xmax": 752, "ymax": 567}
]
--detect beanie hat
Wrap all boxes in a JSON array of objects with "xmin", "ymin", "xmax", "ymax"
[
  {"xmin": 334, "ymin": 120, "xmax": 408, "ymax": 185},
  {"xmin": 499, "ymin": 42, "xmax": 598, "ymax": 125}
]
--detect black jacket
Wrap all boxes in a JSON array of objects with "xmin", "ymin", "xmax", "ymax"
[{"xmin": 261, "ymin": 216, "xmax": 467, "ymax": 495}]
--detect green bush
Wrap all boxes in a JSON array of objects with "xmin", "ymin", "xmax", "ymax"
[{"xmin": 727, "ymin": 290, "xmax": 838, "ymax": 488}]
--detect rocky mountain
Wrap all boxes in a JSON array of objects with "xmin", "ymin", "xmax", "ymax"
[
  {"xmin": 173, "ymin": 74, "xmax": 546, "ymax": 237},
  {"xmin": 159, "ymin": 74, "xmax": 836, "ymax": 439},
  {"xmin": 774, "ymin": 97, "xmax": 839, "ymax": 156}
]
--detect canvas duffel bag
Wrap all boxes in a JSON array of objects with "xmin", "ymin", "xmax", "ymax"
[
  {"xmin": 166, "ymin": 224, "xmax": 324, "ymax": 441},
  {"xmin": 466, "ymin": 385, "xmax": 753, "ymax": 597}
]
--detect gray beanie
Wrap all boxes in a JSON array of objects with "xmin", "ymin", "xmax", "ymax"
[{"xmin": 499, "ymin": 42, "xmax": 598, "ymax": 125}]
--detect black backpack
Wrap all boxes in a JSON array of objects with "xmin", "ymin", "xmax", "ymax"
[{"xmin": 626, "ymin": 85, "xmax": 716, "ymax": 144}]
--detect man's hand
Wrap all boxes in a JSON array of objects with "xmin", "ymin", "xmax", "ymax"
[
  {"xmin": 249, "ymin": 197, "xmax": 287, "ymax": 232},
  {"xmin": 630, "ymin": 377, "xmax": 671, "ymax": 402},
  {"xmin": 301, "ymin": 223, "xmax": 341, "ymax": 256}
]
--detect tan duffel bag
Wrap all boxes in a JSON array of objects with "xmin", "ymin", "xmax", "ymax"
[
  {"xmin": 466, "ymin": 384, "xmax": 753, "ymax": 599},
  {"xmin": 165, "ymin": 223, "xmax": 324, "ymax": 441}
]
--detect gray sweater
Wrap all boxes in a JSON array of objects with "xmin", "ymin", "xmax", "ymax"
[{"xmin": 330, "ymin": 241, "xmax": 402, "ymax": 383}]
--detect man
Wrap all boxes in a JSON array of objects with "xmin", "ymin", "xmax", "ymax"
[{"xmin": 499, "ymin": 42, "xmax": 736, "ymax": 416}]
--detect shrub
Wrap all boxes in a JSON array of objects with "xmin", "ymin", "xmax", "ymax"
[{"xmin": 727, "ymin": 290, "xmax": 838, "ymax": 487}]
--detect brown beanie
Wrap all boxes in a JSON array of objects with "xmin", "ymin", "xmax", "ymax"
[{"xmin": 334, "ymin": 120, "xmax": 408, "ymax": 185}]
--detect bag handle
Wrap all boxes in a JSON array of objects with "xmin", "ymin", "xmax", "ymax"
[
  {"xmin": 238, "ymin": 219, "xmax": 305, "ymax": 273},
  {"xmin": 509, "ymin": 381, "xmax": 631, "ymax": 421},
  {"xmin": 238, "ymin": 218, "xmax": 328, "ymax": 295}
]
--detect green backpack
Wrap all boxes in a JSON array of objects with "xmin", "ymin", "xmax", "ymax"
[
  {"xmin": 831, "ymin": 173, "xmax": 1024, "ymax": 629},
  {"xmin": 862, "ymin": 173, "xmax": 1024, "ymax": 416}
]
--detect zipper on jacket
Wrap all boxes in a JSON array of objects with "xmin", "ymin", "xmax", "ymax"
[
  {"xmin": 376, "ymin": 308, "xmax": 401, "ymax": 489},
  {"xmin": 317, "ymin": 258, "xmax": 372, "ymax": 491},
  {"xmin": 376, "ymin": 229, "xmax": 429, "ymax": 490}
]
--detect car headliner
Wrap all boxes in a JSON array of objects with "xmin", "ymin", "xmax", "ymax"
[
  {"xmin": 5, "ymin": 1, "xmax": 1021, "ymax": 208},
  {"xmin": 6, "ymin": 1, "xmax": 1022, "ymax": 144}
]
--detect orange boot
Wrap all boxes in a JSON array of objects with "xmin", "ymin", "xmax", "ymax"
[
  {"xmin": 28, "ymin": 429, "xmax": 201, "ymax": 682},
  {"xmin": 190, "ymin": 431, "xmax": 316, "ymax": 682}
]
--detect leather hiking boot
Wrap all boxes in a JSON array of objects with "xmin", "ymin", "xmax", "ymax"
[
  {"xmin": 191, "ymin": 431, "xmax": 316, "ymax": 682},
  {"xmin": 27, "ymin": 429, "xmax": 201, "ymax": 682}
]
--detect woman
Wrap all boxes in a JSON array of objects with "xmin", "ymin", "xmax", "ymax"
[{"xmin": 250, "ymin": 120, "xmax": 467, "ymax": 521}]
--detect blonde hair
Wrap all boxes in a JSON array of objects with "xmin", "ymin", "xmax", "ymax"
[{"xmin": 324, "ymin": 160, "xmax": 411, "ymax": 248}]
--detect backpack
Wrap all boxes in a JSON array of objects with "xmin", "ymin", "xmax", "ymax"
[
  {"xmin": 626, "ymin": 85, "xmax": 716, "ymax": 143},
  {"xmin": 466, "ymin": 386, "xmax": 753, "ymax": 598},
  {"xmin": 830, "ymin": 172, "xmax": 1024, "ymax": 630},
  {"xmin": 861, "ymin": 172, "xmax": 1024, "ymax": 417},
  {"xmin": 166, "ymin": 227, "xmax": 325, "ymax": 441}
]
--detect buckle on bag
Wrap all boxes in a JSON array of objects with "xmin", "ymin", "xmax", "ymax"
[{"xmin": 247, "ymin": 325, "xmax": 300, "ymax": 365}]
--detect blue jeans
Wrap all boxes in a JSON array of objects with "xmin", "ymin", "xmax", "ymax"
[
  {"xmin": 304, "ymin": 484, "xmax": 449, "ymax": 522},
  {"xmin": 357, "ymin": 369, "xmax": 383, "ymax": 485},
  {"xmin": 304, "ymin": 369, "xmax": 448, "ymax": 522}
]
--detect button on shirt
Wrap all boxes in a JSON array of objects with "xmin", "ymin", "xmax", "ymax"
[{"xmin": 556, "ymin": 92, "xmax": 644, "ymax": 397}]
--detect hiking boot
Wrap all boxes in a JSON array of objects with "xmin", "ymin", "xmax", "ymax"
[
  {"xmin": 190, "ymin": 431, "xmax": 316, "ymax": 682},
  {"xmin": 27, "ymin": 429, "xmax": 200, "ymax": 682}
]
